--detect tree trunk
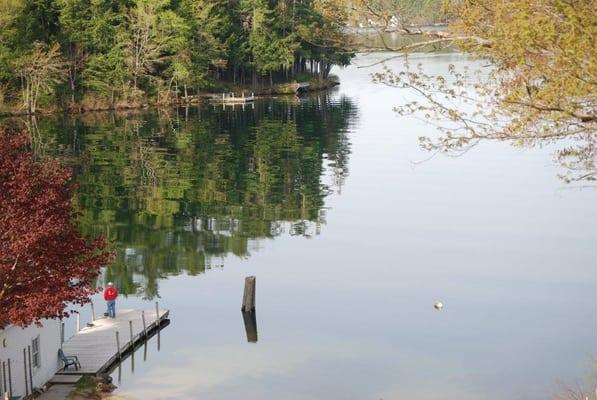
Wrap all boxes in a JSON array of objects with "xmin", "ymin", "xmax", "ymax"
[
  {"xmin": 69, "ymin": 69, "xmax": 76, "ymax": 105},
  {"xmin": 324, "ymin": 63, "xmax": 332, "ymax": 79}
]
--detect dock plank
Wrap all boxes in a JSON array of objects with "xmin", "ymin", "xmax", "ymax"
[{"xmin": 49, "ymin": 375, "xmax": 82, "ymax": 384}]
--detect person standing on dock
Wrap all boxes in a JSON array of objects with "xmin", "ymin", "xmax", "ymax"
[{"xmin": 104, "ymin": 282, "xmax": 118, "ymax": 318}]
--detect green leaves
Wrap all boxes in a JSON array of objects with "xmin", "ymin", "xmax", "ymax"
[{"xmin": 82, "ymin": 47, "xmax": 128, "ymax": 102}]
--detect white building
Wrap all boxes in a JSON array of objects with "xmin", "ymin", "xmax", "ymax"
[{"xmin": 0, "ymin": 319, "xmax": 62, "ymax": 398}]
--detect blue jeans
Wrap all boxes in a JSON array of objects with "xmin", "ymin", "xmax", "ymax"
[{"xmin": 107, "ymin": 300, "xmax": 116, "ymax": 318}]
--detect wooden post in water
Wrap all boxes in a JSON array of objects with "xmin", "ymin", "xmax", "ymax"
[
  {"xmin": 241, "ymin": 276, "xmax": 256, "ymax": 312},
  {"xmin": 27, "ymin": 346, "xmax": 33, "ymax": 394},
  {"xmin": 76, "ymin": 311, "xmax": 80, "ymax": 332},
  {"xmin": 141, "ymin": 311, "xmax": 147, "ymax": 338},
  {"xmin": 129, "ymin": 321, "xmax": 134, "ymax": 348},
  {"xmin": 91, "ymin": 301, "xmax": 96, "ymax": 321},
  {"xmin": 131, "ymin": 346, "xmax": 135, "ymax": 373},
  {"xmin": 22, "ymin": 349, "xmax": 28, "ymax": 396},
  {"xmin": 157, "ymin": 325, "xmax": 161, "ymax": 352},
  {"xmin": 115, "ymin": 331, "xmax": 121, "ymax": 360},
  {"xmin": 156, "ymin": 303, "xmax": 161, "ymax": 352},
  {"xmin": 60, "ymin": 322, "xmax": 65, "ymax": 345}
]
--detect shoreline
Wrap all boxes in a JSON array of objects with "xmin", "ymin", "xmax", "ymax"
[{"xmin": 0, "ymin": 79, "xmax": 339, "ymax": 118}]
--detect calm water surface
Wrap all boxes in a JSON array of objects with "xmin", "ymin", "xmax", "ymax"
[{"xmin": 34, "ymin": 53, "xmax": 597, "ymax": 399}]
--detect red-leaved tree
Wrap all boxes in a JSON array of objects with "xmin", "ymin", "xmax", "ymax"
[{"xmin": 0, "ymin": 131, "xmax": 111, "ymax": 327}]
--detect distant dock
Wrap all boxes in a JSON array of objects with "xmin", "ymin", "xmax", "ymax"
[
  {"xmin": 213, "ymin": 92, "xmax": 256, "ymax": 104},
  {"xmin": 55, "ymin": 307, "xmax": 169, "ymax": 376}
]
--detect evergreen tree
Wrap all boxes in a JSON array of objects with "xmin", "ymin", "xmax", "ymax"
[{"xmin": 0, "ymin": 0, "xmax": 357, "ymax": 111}]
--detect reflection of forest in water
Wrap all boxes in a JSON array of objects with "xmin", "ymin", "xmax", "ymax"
[{"xmin": 24, "ymin": 95, "xmax": 357, "ymax": 298}]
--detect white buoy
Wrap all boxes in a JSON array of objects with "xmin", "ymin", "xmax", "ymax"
[{"xmin": 434, "ymin": 301, "xmax": 444, "ymax": 310}]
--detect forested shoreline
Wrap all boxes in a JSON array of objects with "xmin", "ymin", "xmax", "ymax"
[{"xmin": 0, "ymin": 0, "xmax": 355, "ymax": 115}]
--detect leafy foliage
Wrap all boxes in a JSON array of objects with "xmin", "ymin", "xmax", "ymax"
[
  {"xmin": 372, "ymin": 0, "xmax": 596, "ymax": 182},
  {"xmin": 0, "ymin": 0, "xmax": 356, "ymax": 112}
]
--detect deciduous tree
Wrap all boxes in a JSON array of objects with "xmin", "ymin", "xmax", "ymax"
[
  {"xmin": 12, "ymin": 42, "xmax": 65, "ymax": 114},
  {"xmin": 0, "ymin": 131, "xmax": 110, "ymax": 327},
  {"xmin": 368, "ymin": 0, "xmax": 596, "ymax": 182}
]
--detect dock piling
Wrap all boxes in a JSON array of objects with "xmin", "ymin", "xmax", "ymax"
[
  {"xmin": 141, "ymin": 311, "xmax": 147, "ymax": 338},
  {"xmin": 91, "ymin": 301, "xmax": 96, "ymax": 321},
  {"xmin": 76, "ymin": 311, "xmax": 80, "ymax": 332},
  {"xmin": 155, "ymin": 302, "xmax": 160, "ymax": 328},
  {"xmin": 115, "ymin": 331, "xmax": 121, "ymax": 360},
  {"xmin": 129, "ymin": 321, "xmax": 134, "ymax": 347}
]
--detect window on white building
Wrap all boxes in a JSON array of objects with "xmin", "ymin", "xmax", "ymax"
[{"xmin": 32, "ymin": 335, "xmax": 41, "ymax": 369}]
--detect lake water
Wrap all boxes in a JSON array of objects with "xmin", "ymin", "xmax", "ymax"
[{"xmin": 28, "ymin": 52, "xmax": 597, "ymax": 399}]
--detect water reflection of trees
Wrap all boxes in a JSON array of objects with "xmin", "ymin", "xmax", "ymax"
[{"xmin": 26, "ymin": 95, "xmax": 356, "ymax": 298}]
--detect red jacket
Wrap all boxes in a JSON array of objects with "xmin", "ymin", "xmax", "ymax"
[{"xmin": 104, "ymin": 287, "xmax": 118, "ymax": 301}]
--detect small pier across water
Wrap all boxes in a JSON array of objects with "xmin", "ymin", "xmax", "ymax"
[
  {"xmin": 55, "ymin": 307, "xmax": 169, "ymax": 376},
  {"xmin": 215, "ymin": 92, "xmax": 255, "ymax": 104}
]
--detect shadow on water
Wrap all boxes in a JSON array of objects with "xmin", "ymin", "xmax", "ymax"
[{"xmin": 2, "ymin": 94, "xmax": 358, "ymax": 299}]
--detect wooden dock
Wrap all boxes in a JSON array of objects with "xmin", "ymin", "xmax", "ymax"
[
  {"xmin": 56, "ymin": 308, "xmax": 169, "ymax": 375},
  {"xmin": 213, "ymin": 92, "xmax": 255, "ymax": 104}
]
